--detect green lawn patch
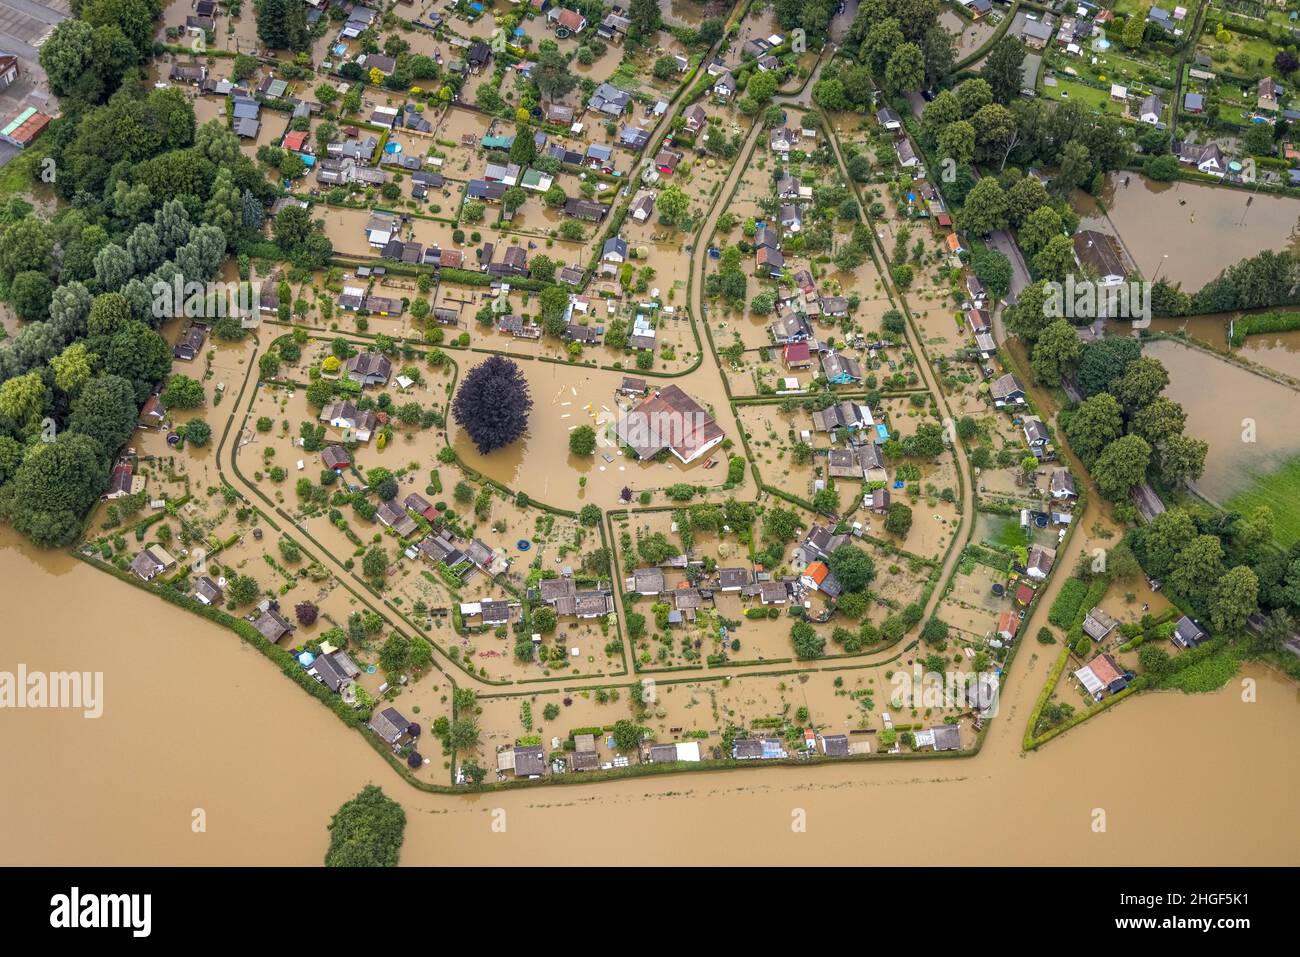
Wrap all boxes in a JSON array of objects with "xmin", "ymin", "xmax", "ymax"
[
  {"xmin": 1046, "ymin": 78, "xmax": 1124, "ymax": 116},
  {"xmin": 1226, "ymin": 453, "xmax": 1300, "ymax": 545}
]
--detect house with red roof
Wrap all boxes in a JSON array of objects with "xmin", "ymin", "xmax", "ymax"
[
  {"xmin": 283, "ymin": 129, "xmax": 310, "ymax": 153},
  {"xmin": 783, "ymin": 341, "xmax": 812, "ymax": 369}
]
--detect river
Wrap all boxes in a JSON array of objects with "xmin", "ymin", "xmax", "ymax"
[{"xmin": 1, "ymin": 528, "xmax": 1297, "ymax": 865}]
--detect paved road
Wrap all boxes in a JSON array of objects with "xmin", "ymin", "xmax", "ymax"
[{"xmin": 985, "ymin": 227, "xmax": 1032, "ymax": 343}]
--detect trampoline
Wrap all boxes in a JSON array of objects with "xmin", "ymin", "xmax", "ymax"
[{"xmin": 517, "ymin": 539, "xmax": 532, "ymax": 551}]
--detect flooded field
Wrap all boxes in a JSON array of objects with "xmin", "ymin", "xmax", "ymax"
[
  {"xmin": 449, "ymin": 356, "xmax": 745, "ymax": 506},
  {"xmin": 1143, "ymin": 338, "xmax": 1300, "ymax": 504},
  {"xmin": 1077, "ymin": 174, "xmax": 1300, "ymax": 289},
  {"xmin": 3, "ymin": 532, "xmax": 1297, "ymax": 865},
  {"xmin": 1138, "ymin": 312, "xmax": 1300, "ymax": 382}
]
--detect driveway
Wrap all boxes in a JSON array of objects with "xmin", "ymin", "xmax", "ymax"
[{"xmin": 985, "ymin": 228, "xmax": 1032, "ymax": 343}]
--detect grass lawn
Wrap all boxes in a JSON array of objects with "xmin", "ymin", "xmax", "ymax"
[
  {"xmin": 0, "ymin": 155, "xmax": 33, "ymax": 204},
  {"xmin": 1045, "ymin": 78, "xmax": 1125, "ymax": 115},
  {"xmin": 1066, "ymin": 47, "xmax": 1175, "ymax": 87},
  {"xmin": 1226, "ymin": 453, "xmax": 1300, "ymax": 545},
  {"xmin": 1216, "ymin": 102, "xmax": 1254, "ymax": 126},
  {"xmin": 1197, "ymin": 31, "xmax": 1281, "ymax": 80}
]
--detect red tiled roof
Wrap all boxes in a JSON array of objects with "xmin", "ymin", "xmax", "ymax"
[
  {"xmin": 784, "ymin": 341, "xmax": 810, "ymax": 363},
  {"xmin": 1088, "ymin": 653, "xmax": 1124, "ymax": 686}
]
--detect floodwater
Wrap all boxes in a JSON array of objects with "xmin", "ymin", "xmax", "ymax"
[
  {"xmin": 2, "ymin": 527, "xmax": 1297, "ymax": 865},
  {"xmin": 1076, "ymin": 173, "xmax": 1300, "ymax": 289},
  {"xmin": 1138, "ymin": 311, "xmax": 1300, "ymax": 381},
  {"xmin": 449, "ymin": 357, "xmax": 743, "ymax": 506},
  {"xmin": 1144, "ymin": 338, "xmax": 1300, "ymax": 502}
]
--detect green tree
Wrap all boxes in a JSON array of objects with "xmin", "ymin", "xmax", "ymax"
[
  {"xmin": 1112, "ymin": 355, "xmax": 1169, "ymax": 413},
  {"xmin": 1130, "ymin": 396, "xmax": 1187, "ymax": 448},
  {"xmin": 1031, "ymin": 233, "xmax": 1076, "ymax": 283},
  {"xmin": 363, "ymin": 545, "xmax": 389, "ymax": 580},
  {"xmin": 160, "ymin": 374, "xmax": 205, "ymax": 409},
  {"xmin": 884, "ymin": 501, "xmax": 914, "ymax": 535},
  {"xmin": 1169, "ymin": 535, "xmax": 1226, "ymax": 607},
  {"xmin": 791, "ymin": 620, "xmax": 826, "ymax": 659},
  {"xmin": 1210, "ymin": 565, "xmax": 1259, "ymax": 635},
  {"xmin": 1063, "ymin": 392, "xmax": 1124, "ymax": 465},
  {"xmin": 1157, "ymin": 434, "xmax": 1208, "ymax": 486},
  {"xmin": 1030, "ymin": 319, "xmax": 1082, "ymax": 386},
  {"xmin": 182, "ymin": 420, "xmax": 211, "ymax": 446},
  {"xmin": 1076, "ymin": 336, "xmax": 1142, "ymax": 398},
  {"xmin": 863, "ymin": 18, "xmax": 905, "ymax": 75},
  {"xmin": 569, "ymin": 425, "xmax": 596, "ymax": 456},
  {"xmin": 1134, "ymin": 508, "xmax": 1197, "ymax": 579},
  {"xmin": 628, "ymin": 0, "xmax": 662, "ymax": 36},
  {"xmin": 6, "ymin": 434, "xmax": 107, "ymax": 546},
  {"xmin": 957, "ymin": 176, "xmax": 1008, "ymax": 235},
  {"xmin": 612, "ymin": 718, "xmax": 642, "ymax": 752},
  {"xmin": 324, "ymin": 785, "xmax": 406, "ymax": 867},
  {"xmin": 921, "ymin": 89, "xmax": 961, "ymax": 145},
  {"xmin": 884, "ymin": 43, "xmax": 925, "ymax": 98},
  {"xmin": 1092, "ymin": 434, "xmax": 1151, "ymax": 500},
  {"xmin": 658, "ymin": 185, "xmax": 690, "ymax": 226},
  {"xmin": 1122, "ymin": 15, "xmax": 1146, "ymax": 50},
  {"xmin": 982, "ymin": 36, "xmax": 1026, "ymax": 103},
  {"xmin": 828, "ymin": 544, "xmax": 876, "ymax": 593},
  {"xmin": 937, "ymin": 119, "xmax": 975, "ymax": 168},
  {"xmin": 1018, "ymin": 205, "xmax": 1063, "ymax": 259},
  {"xmin": 1006, "ymin": 175, "xmax": 1050, "ymax": 227}
]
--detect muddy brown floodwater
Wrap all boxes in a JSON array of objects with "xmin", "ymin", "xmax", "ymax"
[
  {"xmin": 2, "ymin": 525, "xmax": 1297, "ymax": 865},
  {"xmin": 1143, "ymin": 338, "xmax": 1300, "ymax": 504},
  {"xmin": 1077, "ymin": 173, "xmax": 1300, "ymax": 289}
]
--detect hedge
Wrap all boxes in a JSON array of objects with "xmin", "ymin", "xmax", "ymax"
[{"xmin": 1047, "ymin": 578, "xmax": 1088, "ymax": 628}]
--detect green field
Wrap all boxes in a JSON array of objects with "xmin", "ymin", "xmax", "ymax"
[
  {"xmin": 1198, "ymin": 30, "xmax": 1282, "ymax": 81},
  {"xmin": 1226, "ymin": 453, "xmax": 1300, "ymax": 545},
  {"xmin": 1045, "ymin": 78, "xmax": 1126, "ymax": 116}
]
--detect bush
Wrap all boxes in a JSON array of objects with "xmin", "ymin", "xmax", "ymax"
[
  {"xmin": 1048, "ymin": 578, "xmax": 1088, "ymax": 628},
  {"xmin": 324, "ymin": 785, "xmax": 406, "ymax": 867}
]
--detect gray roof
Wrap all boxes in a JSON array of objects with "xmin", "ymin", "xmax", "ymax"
[
  {"xmin": 514, "ymin": 745, "xmax": 545, "ymax": 776},
  {"xmin": 931, "ymin": 725, "xmax": 961, "ymax": 751},
  {"xmin": 369, "ymin": 706, "xmax": 409, "ymax": 744},
  {"xmin": 1174, "ymin": 615, "xmax": 1206, "ymax": 647},
  {"xmin": 633, "ymin": 566, "xmax": 665, "ymax": 594}
]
